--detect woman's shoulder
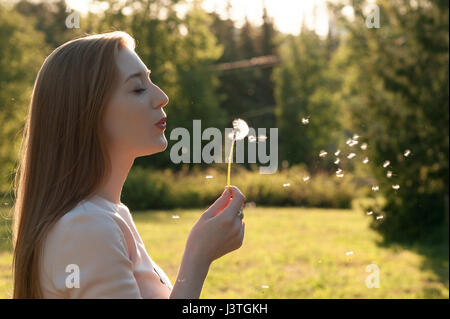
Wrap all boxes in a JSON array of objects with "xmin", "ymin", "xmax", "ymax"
[{"xmin": 39, "ymin": 200, "xmax": 140, "ymax": 298}]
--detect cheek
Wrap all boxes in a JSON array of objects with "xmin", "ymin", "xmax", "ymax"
[{"xmin": 104, "ymin": 97, "xmax": 151, "ymax": 145}]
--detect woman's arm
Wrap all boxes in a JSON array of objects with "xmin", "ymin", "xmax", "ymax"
[
  {"xmin": 169, "ymin": 248, "xmax": 211, "ymax": 299},
  {"xmin": 169, "ymin": 186, "xmax": 246, "ymax": 299}
]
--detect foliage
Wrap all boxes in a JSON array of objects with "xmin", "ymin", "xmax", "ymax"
[{"xmin": 330, "ymin": 0, "xmax": 449, "ymax": 242}]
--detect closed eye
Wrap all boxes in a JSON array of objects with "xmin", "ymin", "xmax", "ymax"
[{"xmin": 134, "ymin": 88, "xmax": 147, "ymax": 94}]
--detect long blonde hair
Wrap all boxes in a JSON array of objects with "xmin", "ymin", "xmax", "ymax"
[{"xmin": 12, "ymin": 31, "xmax": 136, "ymax": 298}]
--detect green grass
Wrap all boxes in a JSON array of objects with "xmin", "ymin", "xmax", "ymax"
[{"xmin": 0, "ymin": 206, "xmax": 448, "ymax": 298}]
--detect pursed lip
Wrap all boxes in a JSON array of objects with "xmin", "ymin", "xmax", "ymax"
[
  {"xmin": 155, "ymin": 117, "xmax": 167, "ymax": 129},
  {"xmin": 155, "ymin": 117, "xmax": 167, "ymax": 126}
]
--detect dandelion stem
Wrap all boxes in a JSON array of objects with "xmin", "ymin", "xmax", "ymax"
[{"xmin": 227, "ymin": 133, "xmax": 236, "ymax": 187}]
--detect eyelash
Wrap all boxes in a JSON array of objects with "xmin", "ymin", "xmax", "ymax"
[{"xmin": 134, "ymin": 88, "xmax": 147, "ymax": 94}]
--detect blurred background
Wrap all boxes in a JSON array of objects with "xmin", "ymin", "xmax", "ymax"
[{"xmin": 0, "ymin": 0, "xmax": 448, "ymax": 298}]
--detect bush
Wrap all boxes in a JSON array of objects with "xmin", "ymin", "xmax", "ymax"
[{"xmin": 122, "ymin": 164, "xmax": 360, "ymax": 211}]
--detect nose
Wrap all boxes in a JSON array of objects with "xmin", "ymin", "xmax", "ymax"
[{"xmin": 153, "ymin": 86, "xmax": 169, "ymax": 109}]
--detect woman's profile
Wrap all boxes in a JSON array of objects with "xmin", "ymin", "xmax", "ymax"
[{"xmin": 11, "ymin": 31, "xmax": 246, "ymax": 299}]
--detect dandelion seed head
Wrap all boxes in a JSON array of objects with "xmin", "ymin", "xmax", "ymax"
[
  {"xmin": 283, "ymin": 183, "xmax": 291, "ymax": 187},
  {"xmin": 205, "ymin": 175, "xmax": 213, "ymax": 179},
  {"xmin": 392, "ymin": 184, "xmax": 400, "ymax": 190},
  {"xmin": 386, "ymin": 171, "xmax": 393, "ymax": 178},
  {"xmin": 361, "ymin": 143, "xmax": 368, "ymax": 150},
  {"xmin": 336, "ymin": 173, "xmax": 344, "ymax": 178},
  {"xmin": 319, "ymin": 150, "xmax": 328, "ymax": 157},
  {"xmin": 372, "ymin": 185, "xmax": 379, "ymax": 191},
  {"xmin": 383, "ymin": 160, "xmax": 390, "ymax": 168},
  {"xmin": 376, "ymin": 216, "xmax": 384, "ymax": 220},
  {"xmin": 366, "ymin": 211, "xmax": 373, "ymax": 215},
  {"xmin": 404, "ymin": 149, "xmax": 411, "ymax": 157},
  {"xmin": 363, "ymin": 157, "xmax": 369, "ymax": 164},
  {"xmin": 347, "ymin": 153, "xmax": 356, "ymax": 159},
  {"xmin": 232, "ymin": 118, "xmax": 249, "ymax": 140},
  {"xmin": 303, "ymin": 176, "xmax": 310, "ymax": 182},
  {"xmin": 261, "ymin": 285, "xmax": 270, "ymax": 289},
  {"xmin": 334, "ymin": 158, "xmax": 340, "ymax": 164},
  {"xmin": 346, "ymin": 251, "xmax": 354, "ymax": 256},
  {"xmin": 301, "ymin": 117, "xmax": 309, "ymax": 125},
  {"xmin": 172, "ymin": 215, "xmax": 180, "ymax": 219},
  {"xmin": 352, "ymin": 134, "xmax": 360, "ymax": 140},
  {"xmin": 334, "ymin": 150, "xmax": 341, "ymax": 156},
  {"xmin": 336, "ymin": 168, "xmax": 343, "ymax": 174}
]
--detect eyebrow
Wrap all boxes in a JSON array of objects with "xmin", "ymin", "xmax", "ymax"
[{"xmin": 124, "ymin": 68, "xmax": 151, "ymax": 84}]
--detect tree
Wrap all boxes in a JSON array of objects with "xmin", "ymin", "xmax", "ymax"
[
  {"xmin": 331, "ymin": 0, "xmax": 449, "ymax": 242},
  {"xmin": 0, "ymin": 4, "xmax": 49, "ymax": 196},
  {"xmin": 274, "ymin": 29, "xmax": 341, "ymax": 171}
]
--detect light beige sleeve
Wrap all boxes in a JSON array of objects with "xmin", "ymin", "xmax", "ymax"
[{"xmin": 44, "ymin": 210, "xmax": 143, "ymax": 299}]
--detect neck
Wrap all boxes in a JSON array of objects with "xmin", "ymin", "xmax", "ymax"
[{"xmin": 95, "ymin": 149, "xmax": 134, "ymax": 205}]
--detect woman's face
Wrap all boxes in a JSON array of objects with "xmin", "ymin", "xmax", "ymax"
[{"xmin": 103, "ymin": 47, "xmax": 169, "ymax": 158}]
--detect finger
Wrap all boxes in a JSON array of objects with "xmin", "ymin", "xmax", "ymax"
[
  {"xmin": 202, "ymin": 188, "xmax": 232, "ymax": 219},
  {"xmin": 220, "ymin": 186, "xmax": 246, "ymax": 219},
  {"xmin": 236, "ymin": 221, "xmax": 245, "ymax": 247}
]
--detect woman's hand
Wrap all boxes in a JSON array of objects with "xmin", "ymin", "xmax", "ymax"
[{"xmin": 185, "ymin": 185, "xmax": 246, "ymax": 266}]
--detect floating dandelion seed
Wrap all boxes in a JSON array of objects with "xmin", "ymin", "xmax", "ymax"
[
  {"xmin": 283, "ymin": 183, "xmax": 291, "ymax": 187},
  {"xmin": 366, "ymin": 211, "xmax": 373, "ymax": 215},
  {"xmin": 205, "ymin": 175, "xmax": 213, "ymax": 179},
  {"xmin": 383, "ymin": 160, "xmax": 390, "ymax": 168},
  {"xmin": 376, "ymin": 216, "xmax": 384, "ymax": 220},
  {"xmin": 258, "ymin": 135, "xmax": 267, "ymax": 142},
  {"xmin": 336, "ymin": 169, "xmax": 344, "ymax": 178},
  {"xmin": 172, "ymin": 215, "xmax": 180, "ymax": 219},
  {"xmin": 404, "ymin": 149, "xmax": 411, "ymax": 157},
  {"xmin": 361, "ymin": 143, "xmax": 368, "ymax": 150},
  {"xmin": 363, "ymin": 157, "xmax": 369, "ymax": 164},
  {"xmin": 346, "ymin": 251, "xmax": 354, "ymax": 256},
  {"xmin": 261, "ymin": 285, "xmax": 270, "ymax": 289},
  {"xmin": 248, "ymin": 135, "xmax": 257, "ymax": 143},
  {"xmin": 372, "ymin": 185, "xmax": 379, "ymax": 191},
  {"xmin": 392, "ymin": 184, "xmax": 400, "ymax": 190},
  {"xmin": 303, "ymin": 176, "xmax": 310, "ymax": 182},
  {"xmin": 227, "ymin": 119, "xmax": 249, "ymax": 187},
  {"xmin": 334, "ymin": 150, "xmax": 341, "ymax": 156},
  {"xmin": 347, "ymin": 153, "xmax": 356, "ymax": 159},
  {"xmin": 386, "ymin": 171, "xmax": 393, "ymax": 178},
  {"xmin": 319, "ymin": 150, "xmax": 328, "ymax": 157},
  {"xmin": 301, "ymin": 117, "xmax": 309, "ymax": 125},
  {"xmin": 334, "ymin": 158, "xmax": 340, "ymax": 164}
]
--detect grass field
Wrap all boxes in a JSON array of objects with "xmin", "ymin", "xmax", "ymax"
[{"xmin": 0, "ymin": 206, "xmax": 448, "ymax": 298}]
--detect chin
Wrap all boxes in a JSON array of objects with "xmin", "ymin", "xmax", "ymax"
[{"xmin": 152, "ymin": 135, "xmax": 168, "ymax": 154}]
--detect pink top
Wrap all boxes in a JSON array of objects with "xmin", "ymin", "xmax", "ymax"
[{"xmin": 39, "ymin": 194, "xmax": 173, "ymax": 298}]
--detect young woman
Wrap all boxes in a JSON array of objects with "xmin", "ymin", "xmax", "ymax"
[{"xmin": 12, "ymin": 31, "xmax": 246, "ymax": 299}]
